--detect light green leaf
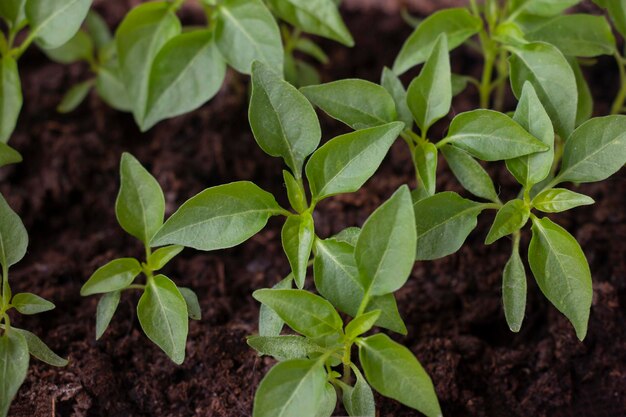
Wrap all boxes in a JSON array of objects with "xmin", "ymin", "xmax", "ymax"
[
  {"xmin": 12, "ymin": 328, "xmax": 67, "ymax": 367},
  {"xmin": 521, "ymin": 0, "xmax": 581, "ymax": 17},
  {"xmin": 253, "ymin": 359, "xmax": 327, "ymax": 417},
  {"xmin": 294, "ymin": 38, "xmax": 329, "ymax": 64},
  {"xmin": 115, "ymin": 2, "xmax": 181, "ymax": 125},
  {"xmin": 485, "ymin": 199, "xmax": 530, "ymax": 244},
  {"xmin": 506, "ymin": 82, "xmax": 554, "ymax": 187},
  {"xmin": 137, "ymin": 274, "xmax": 188, "ymax": 364},
  {"xmin": 532, "ymin": 188, "xmax": 594, "ymax": 213},
  {"xmin": 413, "ymin": 192, "xmax": 483, "ymax": 261},
  {"xmin": 509, "ymin": 42, "xmax": 577, "ymax": 139},
  {"xmin": 381, "ymin": 67, "xmax": 413, "ymax": 129},
  {"xmin": 57, "ymin": 79, "xmax": 93, "ymax": 113},
  {"xmin": 556, "ymin": 115, "xmax": 626, "ymax": 184},
  {"xmin": 528, "ymin": 217, "xmax": 592, "ymax": 340},
  {"xmin": 356, "ymin": 186, "xmax": 416, "ymax": 296},
  {"xmin": 525, "ymin": 14, "xmax": 615, "ymax": 57},
  {"xmin": 148, "ymin": 245, "xmax": 184, "ymax": 271},
  {"xmin": 282, "ymin": 213, "xmax": 314, "ymax": 289},
  {"xmin": 339, "ymin": 367, "xmax": 375, "ymax": 417},
  {"xmin": 259, "ymin": 276, "xmax": 293, "ymax": 337},
  {"xmin": 95, "ymin": 290, "xmax": 121, "ymax": 340},
  {"xmin": 247, "ymin": 335, "xmax": 321, "ymax": 361},
  {"xmin": 11, "ymin": 293, "xmax": 54, "ymax": 315},
  {"xmin": 570, "ymin": 58, "xmax": 593, "ymax": 126},
  {"xmin": 267, "ymin": 0, "xmax": 353, "ymax": 46},
  {"xmin": 393, "ymin": 8, "xmax": 482, "ymax": 75},
  {"xmin": 283, "ymin": 170, "xmax": 307, "ymax": 213},
  {"xmin": 444, "ymin": 109, "xmax": 549, "ymax": 161},
  {"xmin": 359, "ymin": 333, "xmax": 441, "ymax": 417},
  {"xmin": 345, "ymin": 310, "xmax": 380, "ymax": 340},
  {"xmin": 43, "ymin": 30, "xmax": 94, "ymax": 64},
  {"xmin": 331, "ymin": 227, "xmax": 361, "ymax": 246},
  {"xmin": 441, "ymin": 145, "xmax": 498, "ymax": 202},
  {"xmin": 142, "ymin": 30, "xmax": 226, "ymax": 131},
  {"xmin": 0, "ymin": 332, "xmax": 28, "ymax": 417},
  {"xmin": 85, "ymin": 10, "xmax": 112, "ymax": 48},
  {"xmin": 306, "ymin": 122, "xmax": 404, "ymax": 200},
  {"xmin": 96, "ymin": 62, "xmax": 132, "ymax": 112},
  {"xmin": 451, "ymin": 73, "xmax": 470, "ymax": 96},
  {"xmin": 253, "ymin": 289, "xmax": 343, "ymax": 338},
  {"xmin": 0, "ymin": 192, "xmax": 28, "ymax": 269},
  {"xmin": 316, "ymin": 382, "xmax": 337, "ymax": 417},
  {"xmin": 25, "ymin": 0, "xmax": 92, "ymax": 49},
  {"xmin": 367, "ymin": 294, "xmax": 407, "ymax": 335},
  {"xmin": 301, "ymin": 79, "xmax": 397, "ymax": 130},
  {"xmin": 0, "ymin": 57, "xmax": 22, "ymax": 143},
  {"xmin": 250, "ymin": 60, "xmax": 321, "ymax": 176},
  {"xmin": 407, "ymin": 34, "xmax": 451, "ymax": 133},
  {"xmin": 605, "ymin": 0, "xmax": 626, "ymax": 39},
  {"xmin": 502, "ymin": 245, "xmax": 527, "ymax": 333},
  {"xmin": 0, "ymin": 142, "xmax": 22, "ymax": 167},
  {"xmin": 179, "ymin": 287, "xmax": 201, "ymax": 320},
  {"xmin": 215, "ymin": 0, "xmax": 283, "ymax": 74},
  {"xmin": 81, "ymin": 258, "xmax": 142, "ymax": 296},
  {"xmin": 115, "ymin": 152, "xmax": 165, "ymax": 245},
  {"xmin": 151, "ymin": 181, "xmax": 284, "ymax": 251},
  {"xmin": 0, "ymin": 0, "xmax": 25, "ymax": 28},
  {"xmin": 414, "ymin": 142, "xmax": 438, "ymax": 196},
  {"xmin": 284, "ymin": 55, "xmax": 321, "ymax": 88}
]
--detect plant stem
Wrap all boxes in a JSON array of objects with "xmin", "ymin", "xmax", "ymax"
[
  {"xmin": 1, "ymin": 264, "xmax": 10, "ymax": 307},
  {"xmin": 479, "ymin": 37, "xmax": 496, "ymax": 108},
  {"xmin": 492, "ymin": 48, "xmax": 508, "ymax": 111},
  {"xmin": 611, "ymin": 52, "xmax": 626, "ymax": 115}
]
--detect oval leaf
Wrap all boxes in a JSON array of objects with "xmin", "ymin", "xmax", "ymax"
[
  {"xmin": 0, "ymin": 332, "xmax": 29, "ymax": 417},
  {"xmin": 0, "ymin": 57, "xmax": 22, "ymax": 143},
  {"xmin": 247, "ymin": 335, "xmax": 320, "ymax": 361},
  {"xmin": 281, "ymin": 213, "xmax": 314, "ymax": 289},
  {"xmin": 381, "ymin": 67, "xmax": 413, "ymax": 129},
  {"xmin": 95, "ymin": 290, "xmax": 121, "ymax": 340},
  {"xmin": 12, "ymin": 328, "xmax": 67, "ymax": 367},
  {"xmin": 81, "ymin": 258, "xmax": 142, "ymax": 296},
  {"xmin": 414, "ymin": 142, "xmax": 438, "ymax": 197},
  {"xmin": 441, "ymin": 144, "xmax": 499, "ymax": 202},
  {"xmin": 25, "ymin": 0, "xmax": 92, "ymax": 49},
  {"xmin": 485, "ymin": 199, "xmax": 530, "ymax": 245},
  {"xmin": 532, "ymin": 188, "xmax": 594, "ymax": 213},
  {"xmin": 11, "ymin": 293, "xmax": 54, "ymax": 315},
  {"xmin": 502, "ymin": 246, "xmax": 527, "ymax": 333},
  {"xmin": 0, "ymin": 192, "xmax": 27, "ymax": 269}
]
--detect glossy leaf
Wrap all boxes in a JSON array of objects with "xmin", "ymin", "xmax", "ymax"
[
  {"xmin": 0, "ymin": 332, "xmax": 28, "ymax": 417},
  {"xmin": 13, "ymin": 328, "xmax": 67, "ymax": 367},
  {"xmin": 148, "ymin": 245, "xmax": 184, "ymax": 271},
  {"xmin": 0, "ymin": 142, "xmax": 22, "ymax": 167},
  {"xmin": 95, "ymin": 290, "xmax": 121, "ymax": 340},
  {"xmin": 259, "ymin": 276, "xmax": 293, "ymax": 337},
  {"xmin": 137, "ymin": 274, "xmax": 188, "ymax": 364},
  {"xmin": 413, "ymin": 192, "xmax": 483, "ymax": 260},
  {"xmin": 11, "ymin": 293, "xmax": 54, "ymax": 315},
  {"xmin": 25, "ymin": 0, "xmax": 92, "ymax": 49},
  {"xmin": 414, "ymin": 142, "xmax": 438, "ymax": 196},
  {"xmin": 305, "ymin": 122, "xmax": 404, "ymax": 200},
  {"xmin": 528, "ymin": 217, "xmax": 592, "ymax": 340},
  {"xmin": 0, "ymin": 193, "xmax": 28, "ymax": 268},
  {"xmin": 502, "ymin": 246, "xmax": 527, "ymax": 332},
  {"xmin": 0, "ymin": 57, "xmax": 22, "ymax": 143},
  {"xmin": 250, "ymin": 60, "xmax": 321, "ymax": 176},
  {"xmin": 301, "ymin": 80, "xmax": 397, "ymax": 130},
  {"xmin": 381, "ymin": 67, "xmax": 413, "ymax": 129},
  {"xmin": 179, "ymin": 287, "xmax": 201, "ymax": 320},
  {"xmin": 247, "ymin": 335, "xmax": 320, "ymax": 361},
  {"xmin": 81, "ymin": 258, "xmax": 142, "ymax": 296},
  {"xmin": 57, "ymin": 79, "xmax": 93, "ymax": 113},
  {"xmin": 485, "ymin": 199, "xmax": 530, "ymax": 244},
  {"xmin": 441, "ymin": 145, "xmax": 498, "ymax": 202},
  {"xmin": 151, "ymin": 182, "xmax": 284, "ymax": 251},
  {"xmin": 532, "ymin": 188, "xmax": 594, "ymax": 213},
  {"xmin": 281, "ymin": 213, "xmax": 315, "ymax": 289}
]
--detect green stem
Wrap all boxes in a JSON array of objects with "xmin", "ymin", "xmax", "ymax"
[
  {"xmin": 550, "ymin": 135, "xmax": 564, "ymax": 177},
  {"xmin": 479, "ymin": 39, "xmax": 496, "ymax": 108},
  {"xmin": 1, "ymin": 264, "xmax": 10, "ymax": 308},
  {"xmin": 284, "ymin": 27, "xmax": 302, "ymax": 55},
  {"xmin": 169, "ymin": 0, "xmax": 185, "ymax": 11},
  {"xmin": 493, "ymin": 48, "xmax": 509, "ymax": 111},
  {"xmin": 611, "ymin": 52, "xmax": 626, "ymax": 115},
  {"xmin": 481, "ymin": 202, "xmax": 503, "ymax": 211},
  {"xmin": 125, "ymin": 284, "xmax": 146, "ymax": 291},
  {"xmin": 12, "ymin": 30, "xmax": 36, "ymax": 60}
]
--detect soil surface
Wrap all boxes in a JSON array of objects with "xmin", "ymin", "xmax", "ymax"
[{"xmin": 2, "ymin": 1, "xmax": 625, "ymax": 416}]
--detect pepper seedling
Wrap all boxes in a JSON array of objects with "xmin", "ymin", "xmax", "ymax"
[
  {"xmin": 81, "ymin": 153, "xmax": 200, "ymax": 365},
  {"xmin": 0, "ymin": 193, "xmax": 68, "ymax": 417}
]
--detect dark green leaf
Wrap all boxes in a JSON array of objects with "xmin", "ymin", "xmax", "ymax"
[
  {"xmin": 259, "ymin": 276, "xmax": 293, "ymax": 337},
  {"xmin": 247, "ymin": 335, "xmax": 321, "ymax": 361},
  {"xmin": 0, "ymin": 192, "xmax": 28, "ymax": 269},
  {"xmin": 532, "ymin": 188, "xmax": 594, "ymax": 213},
  {"xmin": 441, "ymin": 145, "xmax": 499, "ymax": 202},
  {"xmin": 294, "ymin": 38, "xmax": 329, "ymax": 63},
  {"xmin": 605, "ymin": 1, "xmax": 626, "ymax": 39},
  {"xmin": 0, "ymin": 0, "xmax": 25, "ymax": 28},
  {"xmin": 570, "ymin": 58, "xmax": 593, "ymax": 126},
  {"xmin": 381, "ymin": 67, "xmax": 413, "ymax": 129},
  {"xmin": 281, "ymin": 213, "xmax": 314, "ymax": 289},
  {"xmin": 0, "ymin": 142, "xmax": 22, "ymax": 168},
  {"xmin": 0, "ymin": 331, "xmax": 28, "ymax": 417},
  {"xmin": 12, "ymin": 328, "xmax": 67, "ymax": 367},
  {"xmin": 81, "ymin": 258, "xmax": 142, "ymax": 296},
  {"xmin": 95, "ymin": 290, "xmax": 121, "ymax": 340},
  {"xmin": 57, "ymin": 79, "xmax": 93, "ymax": 113},
  {"xmin": 502, "ymin": 245, "xmax": 527, "ymax": 333},
  {"xmin": 0, "ymin": 57, "xmax": 22, "ymax": 143},
  {"xmin": 179, "ymin": 287, "xmax": 201, "ymax": 320}
]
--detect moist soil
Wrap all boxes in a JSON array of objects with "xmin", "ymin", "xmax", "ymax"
[{"xmin": 2, "ymin": 1, "xmax": 625, "ymax": 416}]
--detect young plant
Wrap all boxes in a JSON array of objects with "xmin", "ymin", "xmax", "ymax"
[
  {"xmin": 80, "ymin": 153, "xmax": 200, "ymax": 364},
  {"xmin": 144, "ymin": 60, "xmax": 440, "ymax": 415},
  {"xmin": 0, "ymin": 193, "xmax": 68, "ymax": 417}
]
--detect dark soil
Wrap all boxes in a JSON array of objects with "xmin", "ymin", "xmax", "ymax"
[{"xmin": 2, "ymin": 1, "xmax": 625, "ymax": 416}]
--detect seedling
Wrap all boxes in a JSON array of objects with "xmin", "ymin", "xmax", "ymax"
[
  {"xmin": 143, "ymin": 61, "xmax": 441, "ymax": 415},
  {"xmin": 0, "ymin": 193, "xmax": 68, "ymax": 417},
  {"xmin": 81, "ymin": 153, "xmax": 200, "ymax": 365}
]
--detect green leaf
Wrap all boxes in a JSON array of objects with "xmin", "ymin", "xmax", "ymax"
[
  {"xmin": 393, "ymin": 8, "xmax": 482, "ymax": 75},
  {"xmin": 316, "ymin": 382, "xmax": 337, "ymax": 417},
  {"xmin": 81, "ymin": 258, "xmax": 142, "ymax": 296},
  {"xmin": 413, "ymin": 192, "xmax": 483, "ymax": 261},
  {"xmin": 524, "ymin": 14, "xmax": 615, "ymax": 57},
  {"xmin": 0, "ymin": 0, "xmax": 25, "ymax": 28},
  {"xmin": 359, "ymin": 334, "xmax": 441, "ymax": 417},
  {"xmin": 0, "ymin": 142, "xmax": 22, "ymax": 168},
  {"xmin": 485, "ymin": 199, "xmax": 530, "ymax": 244},
  {"xmin": 57, "ymin": 79, "xmax": 93, "ymax": 113},
  {"xmin": 556, "ymin": 115, "xmax": 626, "ymax": 184},
  {"xmin": 0, "ymin": 332, "xmax": 29, "ymax": 417},
  {"xmin": 0, "ymin": 192, "xmax": 28, "ymax": 269},
  {"xmin": 253, "ymin": 358, "xmax": 327, "ymax": 417},
  {"xmin": 95, "ymin": 290, "xmax": 121, "ymax": 340},
  {"xmin": 85, "ymin": 10, "xmax": 112, "ymax": 49},
  {"xmin": 179, "ymin": 287, "xmax": 201, "ymax": 320},
  {"xmin": 356, "ymin": 186, "xmax": 416, "ymax": 296},
  {"xmin": 301, "ymin": 79, "xmax": 397, "ymax": 130},
  {"xmin": 284, "ymin": 55, "xmax": 321, "ymax": 88},
  {"xmin": 141, "ymin": 30, "xmax": 226, "ymax": 131},
  {"xmin": 414, "ymin": 142, "xmax": 438, "ymax": 196},
  {"xmin": 605, "ymin": 0, "xmax": 626, "ymax": 39},
  {"xmin": 96, "ymin": 62, "xmax": 132, "ymax": 112},
  {"xmin": 407, "ymin": 34, "xmax": 451, "ymax": 133},
  {"xmin": 521, "ymin": 0, "xmax": 581, "ymax": 17},
  {"xmin": 151, "ymin": 181, "xmax": 284, "ymax": 251},
  {"xmin": 528, "ymin": 217, "xmax": 592, "ymax": 340},
  {"xmin": 148, "ymin": 245, "xmax": 184, "ymax": 271},
  {"xmin": 25, "ymin": 0, "xmax": 92, "ymax": 49},
  {"xmin": 338, "ymin": 367, "xmax": 375, "ymax": 417},
  {"xmin": 294, "ymin": 38, "xmax": 329, "ymax": 64},
  {"xmin": 115, "ymin": 2, "xmax": 181, "ymax": 126},
  {"xmin": 331, "ymin": 227, "xmax": 361, "ymax": 246},
  {"xmin": 214, "ymin": 0, "xmax": 283, "ymax": 74},
  {"xmin": 137, "ymin": 274, "xmax": 188, "ymax": 364},
  {"xmin": 367, "ymin": 294, "xmax": 407, "ymax": 335},
  {"xmin": 115, "ymin": 152, "xmax": 165, "ymax": 245},
  {"xmin": 283, "ymin": 170, "xmax": 307, "ymax": 213},
  {"xmin": 345, "ymin": 310, "xmax": 380, "ymax": 340},
  {"xmin": 259, "ymin": 276, "xmax": 293, "ymax": 337},
  {"xmin": 509, "ymin": 42, "xmax": 577, "ymax": 139},
  {"xmin": 444, "ymin": 109, "xmax": 549, "ymax": 161},
  {"xmin": 267, "ymin": 0, "xmax": 353, "ymax": 46},
  {"xmin": 0, "ymin": 57, "xmax": 22, "ymax": 143},
  {"xmin": 43, "ymin": 30, "xmax": 94, "ymax": 64},
  {"xmin": 11, "ymin": 293, "xmax": 54, "ymax": 315},
  {"xmin": 570, "ymin": 58, "xmax": 593, "ymax": 126},
  {"xmin": 381, "ymin": 67, "xmax": 413, "ymax": 129},
  {"xmin": 253, "ymin": 289, "xmax": 343, "ymax": 338},
  {"xmin": 441, "ymin": 145, "xmax": 499, "ymax": 202},
  {"xmin": 532, "ymin": 188, "xmax": 594, "ymax": 213},
  {"xmin": 305, "ymin": 122, "xmax": 404, "ymax": 200},
  {"xmin": 282, "ymin": 213, "xmax": 314, "ymax": 289},
  {"xmin": 451, "ymin": 73, "xmax": 470, "ymax": 96},
  {"xmin": 502, "ymin": 245, "xmax": 527, "ymax": 333},
  {"xmin": 247, "ymin": 335, "xmax": 320, "ymax": 361},
  {"xmin": 12, "ymin": 328, "xmax": 67, "ymax": 367},
  {"xmin": 250, "ymin": 60, "xmax": 321, "ymax": 176},
  {"xmin": 506, "ymin": 82, "xmax": 554, "ymax": 187}
]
